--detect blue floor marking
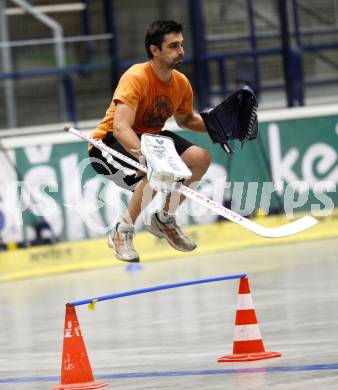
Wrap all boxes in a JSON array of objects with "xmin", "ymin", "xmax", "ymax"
[{"xmin": 2, "ymin": 363, "xmax": 338, "ymax": 383}]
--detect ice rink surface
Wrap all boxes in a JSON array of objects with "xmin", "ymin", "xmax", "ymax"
[{"xmin": 1, "ymin": 237, "xmax": 338, "ymax": 389}]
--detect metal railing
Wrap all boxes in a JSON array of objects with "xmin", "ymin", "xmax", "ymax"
[{"xmin": 1, "ymin": 0, "xmax": 338, "ymax": 130}]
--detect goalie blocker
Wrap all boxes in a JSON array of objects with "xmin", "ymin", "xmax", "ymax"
[{"xmin": 141, "ymin": 134, "xmax": 192, "ymax": 193}]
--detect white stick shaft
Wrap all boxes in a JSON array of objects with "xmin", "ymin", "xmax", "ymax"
[{"xmin": 65, "ymin": 126, "xmax": 318, "ymax": 238}]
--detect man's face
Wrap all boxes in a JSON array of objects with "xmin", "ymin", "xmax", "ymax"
[{"xmin": 154, "ymin": 32, "xmax": 185, "ymax": 69}]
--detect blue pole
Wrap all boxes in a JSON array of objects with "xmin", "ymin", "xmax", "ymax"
[
  {"xmin": 292, "ymin": 0, "xmax": 302, "ymax": 48},
  {"xmin": 247, "ymin": 0, "xmax": 261, "ymax": 96},
  {"xmin": 103, "ymin": 0, "xmax": 119, "ymax": 91},
  {"xmin": 68, "ymin": 274, "xmax": 247, "ymax": 307},
  {"xmin": 188, "ymin": 0, "xmax": 211, "ymax": 109},
  {"xmin": 82, "ymin": 0, "xmax": 94, "ymax": 64},
  {"xmin": 63, "ymin": 76, "xmax": 77, "ymax": 123},
  {"xmin": 278, "ymin": 0, "xmax": 304, "ymax": 106}
]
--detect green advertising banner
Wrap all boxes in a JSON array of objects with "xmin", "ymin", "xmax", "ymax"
[
  {"xmin": 10, "ymin": 137, "xmax": 230, "ymax": 242},
  {"xmin": 0, "ymin": 110, "xmax": 337, "ymax": 243},
  {"xmin": 185, "ymin": 114, "xmax": 338, "ymax": 217}
]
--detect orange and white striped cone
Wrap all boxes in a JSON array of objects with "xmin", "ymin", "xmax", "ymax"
[
  {"xmin": 218, "ymin": 277, "xmax": 281, "ymax": 362},
  {"xmin": 52, "ymin": 304, "xmax": 108, "ymax": 389}
]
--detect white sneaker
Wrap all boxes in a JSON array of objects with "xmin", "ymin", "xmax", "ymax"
[
  {"xmin": 146, "ymin": 212, "xmax": 197, "ymax": 252},
  {"xmin": 108, "ymin": 222, "xmax": 139, "ymax": 262}
]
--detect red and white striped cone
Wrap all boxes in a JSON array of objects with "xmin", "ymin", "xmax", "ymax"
[
  {"xmin": 218, "ymin": 277, "xmax": 281, "ymax": 362},
  {"xmin": 52, "ymin": 305, "xmax": 108, "ymax": 389}
]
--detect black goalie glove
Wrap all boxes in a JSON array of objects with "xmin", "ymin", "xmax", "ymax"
[{"xmin": 200, "ymin": 85, "xmax": 258, "ymax": 154}]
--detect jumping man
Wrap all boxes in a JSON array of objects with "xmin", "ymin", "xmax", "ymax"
[{"xmin": 89, "ymin": 20, "xmax": 210, "ymax": 262}]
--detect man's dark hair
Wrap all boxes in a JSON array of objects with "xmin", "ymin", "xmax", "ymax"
[{"xmin": 145, "ymin": 20, "xmax": 184, "ymax": 59}]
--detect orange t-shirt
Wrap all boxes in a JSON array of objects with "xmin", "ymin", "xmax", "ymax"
[{"xmin": 91, "ymin": 62, "xmax": 193, "ymax": 142}]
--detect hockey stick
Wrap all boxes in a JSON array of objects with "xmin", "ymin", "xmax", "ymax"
[{"xmin": 64, "ymin": 126, "xmax": 318, "ymax": 238}]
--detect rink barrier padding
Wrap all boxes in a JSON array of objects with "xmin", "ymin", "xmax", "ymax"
[{"xmin": 1, "ymin": 209, "xmax": 337, "ymax": 282}]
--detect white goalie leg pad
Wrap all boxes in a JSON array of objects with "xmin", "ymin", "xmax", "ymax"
[{"xmin": 141, "ymin": 134, "xmax": 192, "ymax": 193}]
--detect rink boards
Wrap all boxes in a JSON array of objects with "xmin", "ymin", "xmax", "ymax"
[{"xmin": 1, "ymin": 210, "xmax": 337, "ymax": 282}]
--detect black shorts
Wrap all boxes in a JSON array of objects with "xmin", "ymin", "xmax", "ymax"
[{"xmin": 89, "ymin": 130, "xmax": 195, "ymax": 192}]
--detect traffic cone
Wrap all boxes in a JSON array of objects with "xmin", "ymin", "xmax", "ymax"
[
  {"xmin": 52, "ymin": 304, "xmax": 108, "ymax": 389},
  {"xmin": 218, "ymin": 277, "xmax": 281, "ymax": 362}
]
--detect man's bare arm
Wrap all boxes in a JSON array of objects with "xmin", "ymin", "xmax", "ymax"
[
  {"xmin": 174, "ymin": 112, "xmax": 207, "ymax": 133},
  {"xmin": 113, "ymin": 102, "xmax": 142, "ymax": 158}
]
